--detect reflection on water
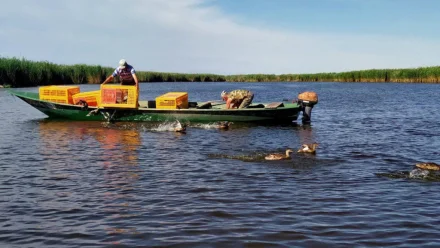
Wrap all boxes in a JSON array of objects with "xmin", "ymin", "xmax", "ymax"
[
  {"xmin": 297, "ymin": 124, "xmax": 317, "ymax": 145},
  {"xmin": 3, "ymin": 82, "xmax": 440, "ymax": 247},
  {"xmin": 38, "ymin": 121, "xmax": 141, "ymax": 167},
  {"xmin": 37, "ymin": 121, "xmax": 146, "ymax": 244},
  {"xmin": 208, "ymin": 152, "xmax": 268, "ymax": 162},
  {"xmin": 38, "ymin": 120, "xmax": 143, "ymax": 203}
]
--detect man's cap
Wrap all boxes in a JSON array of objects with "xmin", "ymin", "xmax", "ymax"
[
  {"xmin": 221, "ymin": 90, "xmax": 227, "ymax": 98},
  {"xmin": 119, "ymin": 59, "xmax": 127, "ymax": 69}
]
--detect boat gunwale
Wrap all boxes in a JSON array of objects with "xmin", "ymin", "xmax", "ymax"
[{"xmin": 7, "ymin": 89, "xmax": 301, "ymax": 112}]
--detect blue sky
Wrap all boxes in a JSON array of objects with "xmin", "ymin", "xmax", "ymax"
[
  {"xmin": 217, "ymin": 0, "xmax": 440, "ymax": 37},
  {"xmin": 1, "ymin": 0, "xmax": 440, "ymax": 74}
]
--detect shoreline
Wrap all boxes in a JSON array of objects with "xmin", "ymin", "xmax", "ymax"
[{"xmin": 1, "ymin": 57, "xmax": 439, "ymax": 87}]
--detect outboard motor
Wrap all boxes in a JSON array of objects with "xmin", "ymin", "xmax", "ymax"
[{"xmin": 297, "ymin": 91, "xmax": 318, "ymax": 123}]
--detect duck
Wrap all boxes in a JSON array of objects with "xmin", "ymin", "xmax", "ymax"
[
  {"xmin": 174, "ymin": 121, "xmax": 187, "ymax": 133},
  {"xmin": 265, "ymin": 149, "xmax": 294, "ymax": 160},
  {"xmin": 218, "ymin": 121, "xmax": 233, "ymax": 129},
  {"xmin": 415, "ymin": 162, "xmax": 440, "ymax": 171},
  {"xmin": 297, "ymin": 143, "xmax": 319, "ymax": 154}
]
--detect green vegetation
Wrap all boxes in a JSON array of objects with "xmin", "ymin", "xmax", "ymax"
[
  {"xmin": 0, "ymin": 57, "xmax": 227, "ymax": 87},
  {"xmin": 0, "ymin": 57, "xmax": 113, "ymax": 87},
  {"xmin": 224, "ymin": 67, "xmax": 440, "ymax": 83},
  {"xmin": 1, "ymin": 57, "xmax": 439, "ymax": 87}
]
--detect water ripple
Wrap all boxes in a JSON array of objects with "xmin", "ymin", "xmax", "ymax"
[{"xmin": 1, "ymin": 83, "xmax": 440, "ymax": 247}]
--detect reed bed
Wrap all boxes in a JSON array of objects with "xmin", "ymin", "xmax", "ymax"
[
  {"xmin": 1, "ymin": 57, "xmax": 439, "ymax": 87},
  {"xmin": 224, "ymin": 67, "xmax": 440, "ymax": 83}
]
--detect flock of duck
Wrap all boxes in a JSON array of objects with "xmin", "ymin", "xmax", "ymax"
[
  {"xmin": 174, "ymin": 120, "xmax": 319, "ymax": 161},
  {"xmin": 258, "ymin": 143, "xmax": 440, "ymax": 179},
  {"xmin": 264, "ymin": 143, "xmax": 319, "ymax": 160},
  {"xmin": 173, "ymin": 120, "xmax": 440, "ymax": 178},
  {"xmin": 259, "ymin": 145, "xmax": 440, "ymax": 174}
]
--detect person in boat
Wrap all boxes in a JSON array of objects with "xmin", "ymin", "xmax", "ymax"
[
  {"xmin": 101, "ymin": 59, "xmax": 139, "ymax": 88},
  {"xmin": 221, "ymin": 89, "xmax": 254, "ymax": 109}
]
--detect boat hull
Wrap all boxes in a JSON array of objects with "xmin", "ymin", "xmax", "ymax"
[{"xmin": 9, "ymin": 90, "xmax": 301, "ymax": 123}]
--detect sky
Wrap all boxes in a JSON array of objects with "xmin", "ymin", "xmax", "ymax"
[{"xmin": 1, "ymin": 0, "xmax": 440, "ymax": 74}]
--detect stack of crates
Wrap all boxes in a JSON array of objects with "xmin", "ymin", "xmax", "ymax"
[
  {"xmin": 39, "ymin": 86, "xmax": 80, "ymax": 104},
  {"xmin": 100, "ymin": 85, "xmax": 138, "ymax": 109},
  {"xmin": 156, "ymin": 92, "xmax": 188, "ymax": 109},
  {"xmin": 72, "ymin": 91, "xmax": 101, "ymax": 107}
]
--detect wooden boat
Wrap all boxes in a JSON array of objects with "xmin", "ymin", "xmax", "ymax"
[{"xmin": 8, "ymin": 89, "xmax": 307, "ymax": 123}]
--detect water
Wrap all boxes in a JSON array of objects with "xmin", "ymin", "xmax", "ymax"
[{"xmin": 0, "ymin": 82, "xmax": 439, "ymax": 247}]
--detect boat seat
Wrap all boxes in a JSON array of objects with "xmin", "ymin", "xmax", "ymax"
[
  {"xmin": 196, "ymin": 102, "xmax": 212, "ymax": 109},
  {"xmin": 188, "ymin": 102, "xmax": 198, "ymax": 108},
  {"xmin": 265, "ymin": 102, "xmax": 284, "ymax": 109},
  {"xmin": 247, "ymin": 104, "xmax": 265, "ymax": 108},
  {"xmin": 138, "ymin": 101, "xmax": 149, "ymax": 108}
]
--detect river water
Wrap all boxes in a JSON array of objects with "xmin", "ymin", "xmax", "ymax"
[{"xmin": 0, "ymin": 82, "xmax": 439, "ymax": 247}]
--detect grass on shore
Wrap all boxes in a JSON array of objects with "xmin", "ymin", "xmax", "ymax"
[{"xmin": 1, "ymin": 57, "xmax": 439, "ymax": 87}]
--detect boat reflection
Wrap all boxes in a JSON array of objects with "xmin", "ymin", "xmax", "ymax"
[
  {"xmin": 297, "ymin": 124, "xmax": 317, "ymax": 146},
  {"xmin": 38, "ymin": 121, "xmax": 145, "ymax": 234},
  {"xmin": 38, "ymin": 121, "xmax": 142, "ymax": 167}
]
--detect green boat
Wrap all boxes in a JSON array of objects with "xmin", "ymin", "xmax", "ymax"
[{"xmin": 8, "ymin": 90, "xmax": 315, "ymax": 123}]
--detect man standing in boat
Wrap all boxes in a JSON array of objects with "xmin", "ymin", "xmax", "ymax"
[
  {"xmin": 101, "ymin": 59, "xmax": 139, "ymax": 88},
  {"xmin": 221, "ymin": 89, "xmax": 254, "ymax": 109}
]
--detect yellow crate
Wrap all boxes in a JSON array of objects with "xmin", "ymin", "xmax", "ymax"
[
  {"xmin": 72, "ymin": 90, "xmax": 101, "ymax": 107},
  {"xmin": 156, "ymin": 92, "xmax": 188, "ymax": 109},
  {"xmin": 100, "ymin": 85, "xmax": 138, "ymax": 109},
  {"xmin": 39, "ymin": 86, "xmax": 80, "ymax": 104}
]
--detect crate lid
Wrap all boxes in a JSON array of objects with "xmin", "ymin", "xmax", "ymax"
[
  {"xmin": 157, "ymin": 92, "xmax": 188, "ymax": 98},
  {"xmin": 40, "ymin": 85, "xmax": 80, "ymax": 89}
]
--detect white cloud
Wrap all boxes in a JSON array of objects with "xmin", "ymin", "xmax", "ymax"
[{"xmin": 1, "ymin": 0, "xmax": 439, "ymax": 74}]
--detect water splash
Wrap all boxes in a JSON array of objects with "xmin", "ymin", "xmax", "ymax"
[
  {"xmin": 409, "ymin": 168, "xmax": 430, "ymax": 179},
  {"xmin": 376, "ymin": 169, "xmax": 440, "ymax": 181},
  {"xmin": 195, "ymin": 123, "xmax": 220, "ymax": 129},
  {"xmin": 194, "ymin": 122, "xmax": 232, "ymax": 130},
  {"xmin": 151, "ymin": 121, "xmax": 183, "ymax": 132}
]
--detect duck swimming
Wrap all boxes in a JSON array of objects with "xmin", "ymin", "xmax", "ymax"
[
  {"xmin": 218, "ymin": 121, "xmax": 233, "ymax": 129},
  {"xmin": 415, "ymin": 162, "xmax": 440, "ymax": 171},
  {"xmin": 265, "ymin": 149, "xmax": 294, "ymax": 160},
  {"xmin": 174, "ymin": 121, "xmax": 187, "ymax": 133},
  {"xmin": 297, "ymin": 143, "xmax": 319, "ymax": 154}
]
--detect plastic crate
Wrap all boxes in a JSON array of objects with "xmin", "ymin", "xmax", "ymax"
[
  {"xmin": 72, "ymin": 90, "xmax": 101, "ymax": 107},
  {"xmin": 156, "ymin": 92, "xmax": 188, "ymax": 109},
  {"xmin": 39, "ymin": 86, "xmax": 80, "ymax": 104},
  {"xmin": 100, "ymin": 85, "xmax": 138, "ymax": 109}
]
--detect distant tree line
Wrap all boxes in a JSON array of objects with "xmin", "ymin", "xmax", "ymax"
[{"xmin": 1, "ymin": 57, "xmax": 439, "ymax": 87}]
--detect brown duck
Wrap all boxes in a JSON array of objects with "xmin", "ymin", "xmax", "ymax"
[
  {"xmin": 265, "ymin": 149, "xmax": 294, "ymax": 160},
  {"xmin": 218, "ymin": 121, "xmax": 233, "ymax": 129},
  {"xmin": 297, "ymin": 143, "xmax": 319, "ymax": 154},
  {"xmin": 415, "ymin": 162, "xmax": 440, "ymax": 171}
]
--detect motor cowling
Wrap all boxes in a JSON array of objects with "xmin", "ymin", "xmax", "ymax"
[{"xmin": 297, "ymin": 91, "xmax": 318, "ymax": 123}]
